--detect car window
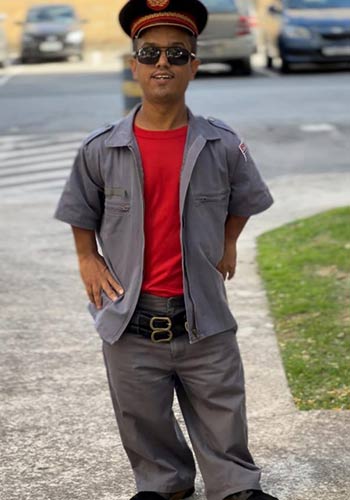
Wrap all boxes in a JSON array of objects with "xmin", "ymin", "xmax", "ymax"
[
  {"xmin": 286, "ymin": 0, "xmax": 350, "ymax": 8},
  {"xmin": 201, "ymin": 0, "xmax": 238, "ymax": 13},
  {"xmin": 27, "ymin": 6, "xmax": 76, "ymax": 23}
]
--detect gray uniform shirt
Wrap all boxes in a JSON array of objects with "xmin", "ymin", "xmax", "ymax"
[{"xmin": 55, "ymin": 106, "xmax": 273, "ymax": 345}]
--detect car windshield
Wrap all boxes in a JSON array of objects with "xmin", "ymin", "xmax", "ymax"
[
  {"xmin": 201, "ymin": 0, "xmax": 238, "ymax": 13},
  {"xmin": 27, "ymin": 6, "xmax": 75, "ymax": 23},
  {"xmin": 286, "ymin": 0, "xmax": 350, "ymax": 8}
]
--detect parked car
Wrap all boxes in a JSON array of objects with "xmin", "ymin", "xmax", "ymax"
[
  {"xmin": 0, "ymin": 13, "xmax": 8, "ymax": 68},
  {"xmin": 262, "ymin": 0, "xmax": 350, "ymax": 72},
  {"xmin": 18, "ymin": 4, "xmax": 86, "ymax": 63},
  {"xmin": 197, "ymin": 0, "xmax": 257, "ymax": 75}
]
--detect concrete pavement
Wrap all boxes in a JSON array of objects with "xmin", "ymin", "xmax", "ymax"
[{"xmin": 1, "ymin": 171, "xmax": 350, "ymax": 500}]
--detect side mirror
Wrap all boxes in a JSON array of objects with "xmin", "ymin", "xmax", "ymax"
[
  {"xmin": 80, "ymin": 19, "xmax": 88, "ymax": 24},
  {"xmin": 268, "ymin": 5, "xmax": 283, "ymax": 15},
  {"xmin": 15, "ymin": 21, "xmax": 24, "ymax": 25}
]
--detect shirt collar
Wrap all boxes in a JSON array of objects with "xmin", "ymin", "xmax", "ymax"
[{"xmin": 104, "ymin": 104, "xmax": 221, "ymax": 148}]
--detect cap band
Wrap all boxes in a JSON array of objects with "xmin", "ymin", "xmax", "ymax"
[{"xmin": 131, "ymin": 11, "xmax": 198, "ymax": 38}]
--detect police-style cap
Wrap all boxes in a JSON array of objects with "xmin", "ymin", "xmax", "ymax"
[{"xmin": 119, "ymin": 0, "xmax": 208, "ymax": 39}]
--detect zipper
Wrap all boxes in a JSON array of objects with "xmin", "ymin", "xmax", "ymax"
[
  {"xmin": 128, "ymin": 143, "xmax": 145, "ymax": 276},
  {"xmin": 181, "ymin": 216, "xmax": 198, "ymax": 339},
  {"xmin": 115, "ymin": 144, "xmax": 145, "ymax": 335}
]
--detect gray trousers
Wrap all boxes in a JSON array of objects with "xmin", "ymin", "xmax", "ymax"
[{"xmin": 102, "ymin": 299, "xmax": 261, "ymax": 500}]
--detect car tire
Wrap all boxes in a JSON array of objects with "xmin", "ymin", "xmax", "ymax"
[
  {"xmin": 280, "ymin": 58, "xmax": 291, "ymax": 74},
  {"xmin": 266, "ymin": 54, "xmax": 273, "ymax": 69},
  {"xmin": 20, "ymin": 55, "xmax": 31, "ymax": 64},
  {"xmin": 230, "ymin": 58, "xmax": 252, "ymax": 76}
]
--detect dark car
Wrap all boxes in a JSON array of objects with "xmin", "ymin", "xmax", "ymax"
[
  {"xmin": 19, "ymin": 4, "xmax": 86, "ymax": 63},
  {"xmin": 262, "ymin": 0, "xmax": 350, "ymax": 72}
]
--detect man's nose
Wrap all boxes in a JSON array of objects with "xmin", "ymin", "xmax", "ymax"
[{"xmin": 156, "ymin": 49, "xmax": 170, "ymax": 67}]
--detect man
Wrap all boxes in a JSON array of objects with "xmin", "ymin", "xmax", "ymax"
[{"xmin": 55, "ymin": 1, "xmax": 279, "ymax": 499}]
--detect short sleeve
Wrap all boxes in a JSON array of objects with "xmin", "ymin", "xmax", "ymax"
[
  {"xmin": 228, "ymin": 139, "xmax": 273, "ymax": 217},
  {"xmin": 54, "ymin": 143, "xmax": 104, "ymax": 230}
]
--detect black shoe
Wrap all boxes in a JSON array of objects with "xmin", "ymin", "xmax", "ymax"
[
  {"xmin": 224, "ymin": 490, "xmax": 279, "ymax": 500},
  {"xmin": 130, "ymin": 494, "xmax": 165, "ymax": 500},
  {"xmin": 130, "ymin": 486, "xmax": 195, "ymax": 500}
]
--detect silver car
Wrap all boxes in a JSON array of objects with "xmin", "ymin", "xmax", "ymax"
[
  {"xmin": 18, "ymin": 4, "xmax": 86, "ymax": 63},
  {"xmin": 197, "ymin": 0, "xmax": 257, "ymax": 74}
]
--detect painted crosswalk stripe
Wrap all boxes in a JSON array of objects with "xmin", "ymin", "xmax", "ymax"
[{"xmin": 0, "ymin": 133, "xmax": 85, "ymax": 196}]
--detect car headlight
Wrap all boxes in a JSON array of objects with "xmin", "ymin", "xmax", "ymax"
[
  {"xmin": 283, "ymin": 25, "xmax": 313, "ymax": 39},
  {"xmin": 66, "ymin": 31, "xmax": 84, "ymax": 44}
]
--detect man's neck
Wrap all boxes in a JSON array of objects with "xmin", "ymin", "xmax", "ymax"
[{"xmin": 134, "ymin": 101, "xmax": 188, "ymax": 131}]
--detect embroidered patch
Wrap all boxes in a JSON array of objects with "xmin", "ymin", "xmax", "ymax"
[
  {"xmin": 239, "ymin": 142, "xmax": 248, "ymax": 162},
  {"xmin": 146, "ymin": 0, "xmax": 170, "ymax": 11}
]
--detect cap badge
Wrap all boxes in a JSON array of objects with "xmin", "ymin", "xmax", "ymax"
[{"xmin": 146, "ymin": 0, "xmax": 170, "ymax": 11}]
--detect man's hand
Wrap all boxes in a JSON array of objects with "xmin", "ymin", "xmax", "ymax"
[
  {"xmin": 71, "ymin": 226, "xmax": 124, "ymax": 310},
  {"xmin": 216, "ymin": 241, "xmax": 237, "ymax": 280},
  {"xmin": 79, "ymin": 253, "xmax": 124, "ymax": 309},
  {"xmin": 216, "ymin": 214, "xmax": 249, "ymax": 280}
]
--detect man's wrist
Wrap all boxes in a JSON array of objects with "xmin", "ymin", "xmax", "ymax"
[{"xmin": 77, "ymin": 251, "xmax": 99, "ymax": 263}]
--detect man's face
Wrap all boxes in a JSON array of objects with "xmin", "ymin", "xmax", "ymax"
[{"xmin": 130, "ymin": 26, "xmax": 200, "ymax": 106}]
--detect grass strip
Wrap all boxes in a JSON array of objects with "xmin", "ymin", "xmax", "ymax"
[{"xmin": 257, "ymin": 207, "xmax": 350, "ymax": 410}]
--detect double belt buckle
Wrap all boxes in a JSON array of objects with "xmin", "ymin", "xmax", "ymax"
[{"xmin": 150, "ymin": 316, "xmax": 173, "ymax": 343}]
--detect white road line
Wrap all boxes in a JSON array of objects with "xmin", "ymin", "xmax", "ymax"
[
  {"xmin": 0, "ymin": 66, "xmax": 23, "ymax": 87},
  {"xmin": 0, "ymin": 168, "xmax": 69, "ymax": 188},
  {"xmin": 0, "ymin": 152, "xmax": 75, "ymax": 168},
  {"xmin": 0, "ymin": 179, "xmax": 66, "ymax": 195},
  {"xmin": 0, "ymin": 133, "xmax": 84, "ymax": 194},
  {"xmin": 0, "ymin": 133, "xmax": 82, "ymax": 144},
  {"xmin": 0, "ymin": 142, "xmax": 80, "ymax": 161},
  {"xmin": 0, "ymin": 73, "xmax": 13, "ymax": 87},
  {"xmin": 0, "ymin": 160, "xmax": 71, "ymax": 177},
  {"xmin": 300, "ymin": 123, "xmax": 337, "ymax": 132}
]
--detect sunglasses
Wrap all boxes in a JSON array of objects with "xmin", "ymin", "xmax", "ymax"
[{"xmin": 133, "ymin": 46, "xmax": 196, "ymax": 66}]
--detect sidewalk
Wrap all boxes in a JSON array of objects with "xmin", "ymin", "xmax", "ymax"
[{"xmin": 1, "ymin": 171, "xmax": 349, "ymax": 500}]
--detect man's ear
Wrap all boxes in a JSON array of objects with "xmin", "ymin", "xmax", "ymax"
[
  {"xmin": 129, "ymin": 56, "xmax": 138, "ymax": 81},
  {"xmin": 190, "ymin": 57, "xmax": 201, "ymax": 80}
]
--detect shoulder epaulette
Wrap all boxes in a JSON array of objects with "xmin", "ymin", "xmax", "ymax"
[
  {"xmin": 83, "ymin": 124, "xmax": 114, "ymax": 146},
  {"xmin": 207, "ymin": 117, "xmax": 235, "ymax": 135}
]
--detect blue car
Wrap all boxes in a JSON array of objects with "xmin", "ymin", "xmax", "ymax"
[{"xmin": 263, "ymin": 0, "xmax": 350, "ymax": 72}]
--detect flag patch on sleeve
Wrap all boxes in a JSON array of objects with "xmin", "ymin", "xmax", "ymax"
[{"xmin": 239, "ymin": 142, "xmax": 248, "ymax": 162}]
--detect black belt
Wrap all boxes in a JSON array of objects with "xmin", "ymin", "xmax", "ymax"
[
  {"xmin": 136, "ymin": 293, "xmax": 185, "ymax": 311},
  {"xmin": 128, "ymin": 297, "xmax": 188, "ymax": 343}
]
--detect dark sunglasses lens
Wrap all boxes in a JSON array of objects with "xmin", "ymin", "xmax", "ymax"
[
  {"xmin": 166, "ymin": 47, "xmax": 190, "ymax": 65},
  {"xmin": 136, "ymin": 47, "xmax": 191, "ymax": 65},
  {"xmin": 137, "ymin": 47, "xmax": 161, "ymax": 64}
]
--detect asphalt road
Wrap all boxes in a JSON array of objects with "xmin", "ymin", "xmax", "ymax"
[{"xmin": 0, "ymin": 60, "xmax": 349, "ymax": 189}]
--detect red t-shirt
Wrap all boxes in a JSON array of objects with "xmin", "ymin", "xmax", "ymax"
[{"xmin": 134, "ymin": 124, "xmax": 188, "ymax": 297}]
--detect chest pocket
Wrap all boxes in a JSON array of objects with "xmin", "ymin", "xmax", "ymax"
[
  {"xmin": 104, "ymin": 187, "xmax": 130, "ymax": 216},
  {"xmin": 194, "ymin": 189, "xmax": 229, "ymax": 206}
]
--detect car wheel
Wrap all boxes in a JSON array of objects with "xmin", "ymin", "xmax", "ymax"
[
  {"xmin": 230, "ymin": 58, "xmax": 252, "ymax": 76},
  {"xmin": 280, "ymin": 58, "xmax": 291, "ymax": 74},
  {"xmin": 20, "ymin": 55, "xmax": 31, "ymax": 64},
  {"xmin": 266, "ymin": 54, "xmax": 274, "ymax": 69}
]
